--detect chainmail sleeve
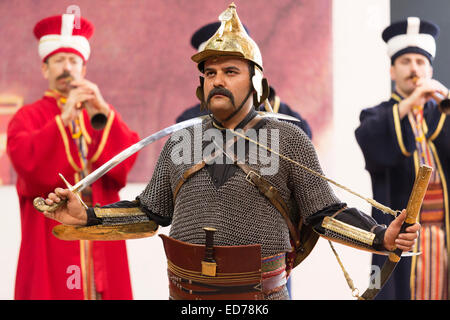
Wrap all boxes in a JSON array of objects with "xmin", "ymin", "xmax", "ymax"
[
  {"xmin": 269, "ymin": 120, "xmax": 387, "ymax": 251},
  {"xmin": 136, "ymin": 135, "xmax": 179, "ymax": 224}
]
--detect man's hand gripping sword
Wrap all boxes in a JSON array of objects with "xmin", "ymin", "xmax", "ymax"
[{"xmin": 33, "ymin": 173, "xmax": 88, "ymax": 212}]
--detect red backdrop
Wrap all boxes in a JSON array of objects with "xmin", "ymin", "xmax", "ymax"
[{"xmin": 0, "ymin": 0, "xmax": 332, "ymax": 183}]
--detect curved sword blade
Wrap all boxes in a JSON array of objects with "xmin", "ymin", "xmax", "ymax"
[
  {"xmin": 72, "ymin": 116, "xmax": 204, "ymax": 192},
  {"xmin": 71, "ymin": 112, "xmax": 299, "ymax": 193},
  {"xmin": 257, "ymin": 111, "xmax": 300, "ymax": 122}
]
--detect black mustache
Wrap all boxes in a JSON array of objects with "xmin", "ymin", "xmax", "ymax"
[
  {"xmin": 56, "ymin": 70, "xmax": 73, "ymax": 81},
  {"xmin": 206, "ymin": 87, "xmax": 235, "ymax": 106}
]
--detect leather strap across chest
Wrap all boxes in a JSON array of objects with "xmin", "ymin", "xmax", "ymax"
[
  {"xmin": 173, "ymin": 116, "xmax": 261, "ymax": 199},
  {"xmin": 172, "ymin": 116, "xmax": 301, "ymax": 250}
]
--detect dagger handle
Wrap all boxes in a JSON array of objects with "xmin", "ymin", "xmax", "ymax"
[
  {"xmin": 33, "ymin": 174, "xmax": 87, "ymax": 213},
  {"xmin": 389, "ymin": 165, "xmax": 432, "ymax": 261},
  {"xmin": 203, "ymin": 227, "xmax": 217, "ymax": 262}
]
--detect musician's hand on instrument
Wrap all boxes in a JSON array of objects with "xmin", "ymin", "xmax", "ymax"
[
  {"xmin": 417, "ymin": 78, "xmax": 448, "ymax": 95},
  {"xmin": 412, "ymin": 78, "xmax": 448, "ymax": 104},
  {"xmin": 42, "ymin": 188, "xmax": 88, "ymax": 226},
  {"xmin": 383, "ymin": 209, "xmax": 420, "ymax": 251},
  {"xmin": 70, "ymin": 79, "xmax": 110, "ymax": 118},
  {"xmin": 61, "ymin": 87, "xmax": 95, "ymax": 126}
]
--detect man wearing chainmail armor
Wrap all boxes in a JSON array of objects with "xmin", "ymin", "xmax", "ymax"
[{"xmin": 41, "ymin": 3, "xmax": 419, "ymax": 300}]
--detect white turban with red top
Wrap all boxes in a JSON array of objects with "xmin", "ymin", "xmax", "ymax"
[{"xmin": 33, "ymin": 14, "xmax": 94, "ymax": 62}]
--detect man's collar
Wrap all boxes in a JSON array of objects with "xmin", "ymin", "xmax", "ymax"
[
  {"xmin": 44, "ymin": 89, "xmax": 67, "ymax": 100},
  {"xmin": 235, "ymin": 108, "xmax": 258, "ymax": 129},
  {"xmin": 391, "ymin": 90, "xmax": 404, "ymax": 102}
]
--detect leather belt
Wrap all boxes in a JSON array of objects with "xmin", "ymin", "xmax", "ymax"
[{"xmin": 160, "ymin": 234, "xmax": 264, "ymax": 300}]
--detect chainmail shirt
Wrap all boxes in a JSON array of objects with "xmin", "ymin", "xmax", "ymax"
[{"xmin": 137, "ymin": 117, "xmax": 340, "ymax": 257}]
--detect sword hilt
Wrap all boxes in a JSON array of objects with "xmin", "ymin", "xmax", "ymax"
[
  {"xmin": 388, "ymin": 165, "xmax": 432, "ymax": 261},
  {"xmin": 33, "ymin": 196, "xmax": 67, "ymax": 213},
  {"xmin": 33, "ymin": 173, "xmax": 87, "ymax": 213},
  {"xmin": 361, "ymin": 165, "xmax": 433, "ymax": 300}
]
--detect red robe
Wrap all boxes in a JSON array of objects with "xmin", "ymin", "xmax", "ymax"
[{"xmin": 7, "ymin": 94, "xmax": 139, "ymax": 300}]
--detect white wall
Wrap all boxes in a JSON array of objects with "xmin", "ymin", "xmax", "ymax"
[
  {"xmin": 289, "ymin": 0, "xmax": 390, "ymax": 300},
  {"xmin": 288, "ymin": 0, "xmax": 391, "ymax": 299},
  {"xmin": 0, "ymin": 186, "xmax": 21, "ymax": 299},
  {"xmin": 0, "ymin": 0, "xmax": 391, "ymax": 300}
]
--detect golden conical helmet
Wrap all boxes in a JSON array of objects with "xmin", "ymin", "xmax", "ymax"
[
  {"xmin": 192, "ymin": 3, "xmax": 269, "ymax": 107},
  {"xmin": 191, "ymin": 3, "xmax": 263, "ymax": 71}
]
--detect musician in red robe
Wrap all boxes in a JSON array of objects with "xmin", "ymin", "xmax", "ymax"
[{"xmin": 7, "ymin": 13, "xmax": 139, "ymax": 300}]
